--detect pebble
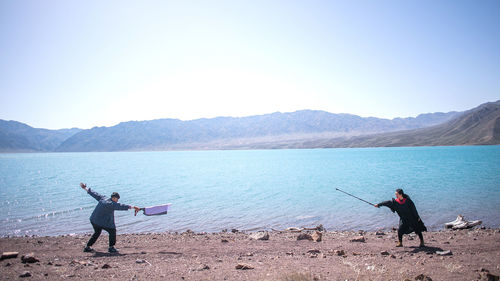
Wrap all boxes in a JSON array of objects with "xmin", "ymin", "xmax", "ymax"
[
  {"xmin": 307, "ymin": 249, "xmax": 321, "ymax": 254},
  {"xmin": 334, "ymin": 250, "xmax": 346, "ymax": 256},
  {"xmin": 235, "ymin": 263, "xmax": 254, "ymax": 270},
  {"xmin": 435, "ymin": 250, "xmax": 452, "ymax": 256},
  {"xmin": 380, "ymin": 251, "xmax": 390, "ymax": 256},
  {"xmin": 478, "ymin": 268, "xmax": 499, "ymax": 281},
  {"xmin": 1, "ymin": 252, "xmax": 19, "ymax": 260},
  {"xmin": 249, "ymin": 231, "xmax": 269, "ymax": 241},
  {"xmin": 197, "ymin": 264, "xmax": 210, "ymax": 271},
  {"xmin": 350, "ymin": 236, "xmax": 365, "ymax": 242},
  {"xmin": 311, "ymin": 231, "xmax": 322, "ymax": 242},
  {"xmin": 21, "ymin": 253, "xmax": 39, "ymax": 264},
  {"xmin": 101, "ymin": 264, "xmax": 111, "ymax": 269},
  {"xmin": 19, "ymin": 271, "xmax": 32, "ymax": 278},
  {"xmin": 297, "ymin": 233, "xmax": 313, "ymax": 241}
]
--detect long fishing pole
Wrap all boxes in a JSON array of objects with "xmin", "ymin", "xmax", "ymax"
[{"xmin": 335, "ymin": 187, "xmax": 375, "ymax": 206}]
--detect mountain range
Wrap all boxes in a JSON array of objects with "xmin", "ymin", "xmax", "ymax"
[{"xmin": 0, "ymin": 100, "xmax": 498, "ymax": 152}]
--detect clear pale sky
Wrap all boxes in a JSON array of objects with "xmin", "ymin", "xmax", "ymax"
[{"xmin": 1, "ymin": 0, "xmax": 499, "ymax": 129}]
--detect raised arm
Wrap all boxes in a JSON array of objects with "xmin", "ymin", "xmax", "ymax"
[{"xmin": 80, "ymin": 183, "xmax": 105, "ymax": 201}]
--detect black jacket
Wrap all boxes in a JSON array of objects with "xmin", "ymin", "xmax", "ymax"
[{"xmin": 378, "ymin": 197, "xmax": 427, "ymax": 233}]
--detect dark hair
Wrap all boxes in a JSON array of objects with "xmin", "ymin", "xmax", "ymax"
[
  {"xmin": 395, "ymin": 188, "xmax": 409, "ymax": 199},
  {"xmin": 111, "ymin": 192, "xmax": 120, "ymax": 199}
]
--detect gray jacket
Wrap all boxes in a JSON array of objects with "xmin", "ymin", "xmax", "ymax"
[{"xmin": 88, "ymin": 188, "xmax": 130, "ymax": 229}]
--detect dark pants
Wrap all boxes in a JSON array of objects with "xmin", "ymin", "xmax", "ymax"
[
  {"xmin": 87, "ymin": 222, "xmax": 116, "ymax": 248},
  {"xmin": 398, "ymin": 228, "xmax": 423, "ymax": 243}
]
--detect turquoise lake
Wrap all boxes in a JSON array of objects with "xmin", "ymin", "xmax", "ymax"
[{"xmin": 1, "ymin": 146, "xmax": 499, "ymax": 237}]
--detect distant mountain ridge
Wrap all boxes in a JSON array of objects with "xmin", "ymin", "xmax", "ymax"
[
  {"xmin": 326, "ymin": 100, "xmax": 500, "ymax": 148},
  {"xmin": 54, "ymin": 110, "xmax": 461, "ymax": 152},
  {"xmin": 222, "ymin": 100, "xmax": 500, "ymax": 149},
  {"xmin": 1, "ymin": 101, "xmax": 498, "ymax": 152},
  {"xmin": 0, "ymin": 120, "xmax": 81, "ymax": 152}
]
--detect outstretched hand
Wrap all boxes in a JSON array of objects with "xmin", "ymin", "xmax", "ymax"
[
  {"xmin": 374, "ymin": 204, "xmax": 379, "ymax": 208},
  {"xmin": 80, "ymin": 183, "xmax": 87, "ymax": 191},
  {"xmin": 133, "ymin": 206, "xmax": 141, "ymax": 216}
]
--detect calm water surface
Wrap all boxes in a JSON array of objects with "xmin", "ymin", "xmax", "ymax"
[{"xmin": 1, "ymin": 146, "xmax": 499, "ymax": 236}]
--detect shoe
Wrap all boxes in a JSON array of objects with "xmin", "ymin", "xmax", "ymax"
[
  {"xmin": 395, "ymin": 241, "xmax": 403, "ymax": 247},
  {"xmin": 83, "ymin": 246, "xmax": 94, "ymax": 253},
  {"xmin": 108, "ymin": 247, "xmax": 119, "ymax": 253}
]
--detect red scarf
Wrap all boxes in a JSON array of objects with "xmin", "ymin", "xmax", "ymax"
[{"xmin": 395, "ymin": 198, "xmax": 407, "ymax": 204}]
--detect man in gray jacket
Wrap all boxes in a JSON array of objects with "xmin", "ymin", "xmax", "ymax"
[{"xmin": 80, "ymin": 183, "xmax": 140, "ymax": 253}]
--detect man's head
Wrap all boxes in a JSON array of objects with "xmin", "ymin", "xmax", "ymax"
[{"xmin": 111, "ymin": 192, "xmax": 120, "ymax": 202}]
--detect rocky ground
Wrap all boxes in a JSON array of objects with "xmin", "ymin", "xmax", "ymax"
[{"xmin": 1, "ymin": 228, "xmax": 499, "ymax": 281}]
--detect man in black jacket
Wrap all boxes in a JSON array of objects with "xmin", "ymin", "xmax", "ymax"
[{"xmin": 375, "ymin": 188, "xmax": 426, "ymax": 247}]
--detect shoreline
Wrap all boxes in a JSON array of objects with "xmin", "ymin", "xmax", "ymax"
[
  {"xmin": 1, "ymin": 225, "xmax": 499, "ymax": 239},
  {"xmin": 1, "ymin": 228, "xmax": 499, "ymax": 280}
]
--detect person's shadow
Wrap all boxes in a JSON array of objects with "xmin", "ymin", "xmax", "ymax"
[
  {"xmin": 409, "ymin": 245, "xmax": 444, "ymax": 254},
  {"xmin": 92, "ymin": 251, "xmax": 126, "ymax": 257}
]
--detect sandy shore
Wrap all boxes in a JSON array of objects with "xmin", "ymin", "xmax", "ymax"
[{"xmin": 1, "ymin": 228, "xmax": 499, "ymax": 280}]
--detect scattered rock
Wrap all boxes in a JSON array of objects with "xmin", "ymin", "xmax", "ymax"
[
  {"xmin": 221, "ymin": 239, "xmax": 229, "ymax": 243},
  {"xmin": 297, "ymin": 233, "xmax": 313, "ymax": 241},
  {"xmin": 478, "ymin": 270, "xmax": 499, "ymax": 281},
  {"xmin": 375, "ymin": 231, "xmax": 385, "ymax": 236},
  {"xmin": 19, "ymin": 271, "xmax": 32, "ymax": 278},
  {"xmin": 101, "ymin": 264, "xmax": 111, "ymax": 269},
  {"xmin": 415, "ymin": 274, "xmax": 433, "ymax": 281},
  {"xmin": 380, "ymin": 251, "xmax": 390, "ymax": 256},
  {"xmin": 350, "ymin": 236, "xmax": 365, "ymax": 242},
  {"xmin": 231, "ymin": 229, "xmax": 239, "ymax": 233},
  {"xmin": 311, "ymin": 231, "xmax": 322, "ymax": 242},
  {"xmin": 235, "ymin": 263, "xmax": 254, "ymax": 270},
  {"xmin": 5, "ymin": 262, "xmax": 12, "ymax": 267},
  {"xmin": 307, "ymin": 249, "xmax": 321, "ymax": 254},
  {"xmin": 435, "ymin": 250, "xmax": 452, "ymax": 256},
  {"xmin": 249, "ymin": 231, "xmax": 269, "ymax": 241},
  {"xmin": 136, "ymin": 259, "xmax": 146, "ymax": 264},
  {"xmin": 21, "ymin": 253, "xmax": 39, "ymax": 264},
  {"xmin": 1, "ymin": 251, "xmax": 19, "ymax": 260},
  {"xmin": 197, "ymin": 264, "xmax": 210, "ymax": 271},
  {"xmin": 334, "ymin": 250, "xmax": 346, "ymax": 256}
]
